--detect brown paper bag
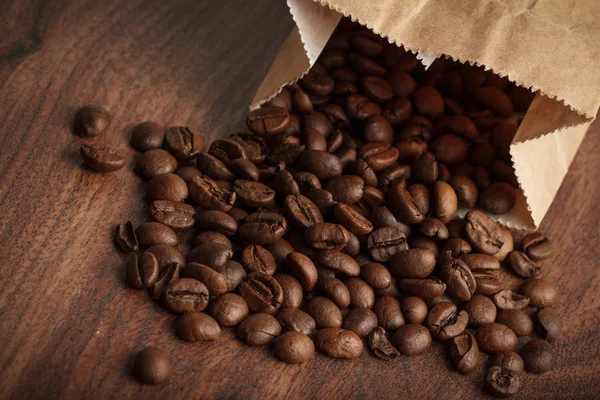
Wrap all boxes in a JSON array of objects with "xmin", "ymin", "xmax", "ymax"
[{"xmin": 251, "ymin": 0, "xmax": 600, "ymax": 230}]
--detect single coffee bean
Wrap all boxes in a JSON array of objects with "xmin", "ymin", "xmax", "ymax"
[
  {"xmin": 414, "ymin": 218, "xmax": 448, "ymax": 240},
  {"xmin": 229, "ymin": 158, "xmax": 260, "ymax": 181},
  {"xmin": 240, "ymin": 245, "xmax": 276, "ymax": 275},
  {"xmin": 496, "ymin": 309, "xmax": 534, "ymax": 337},
  {"xmin": 196, "ymin": 153, "xmax": 235, "ymax": 181},
  {"xmin": 479, "ymin": 182, "xmax": 517, "ymax": 214},
  {"xmin": 73, "ymin": 105, "xmax": 111, "ymax": 137},
  {"xmin": 474, "ymin": 87, "xmax": 514, "ymax": 117},
  {"xmin": 175, "ymin": 166, "xmax": 202, "ymax": 183},
  {"xmin": 519, "ymin": 278, "xmax": 558, "ymax": 307},
  {"xmin": 126, "ymin": 252, "xmax": 159, "ymax": 289},
  {"xmin": 389, "ymin": 248, "xmax": 436, "ymax": 279},
  {"xmin": 273, "ymin": 273, "xmax": 303, "ymax": 309},
  {"xmin": 363, "ymin": 115, "xmax": 394, "ymax": 143},
  {"xmin": 195, "ymin": 210, "xmax": 237, "ymax": 236},
  {"xmin": 136, "ymin": 149, "xmax": 178, "ymax": 179},
  {"xmin": 176, "ymin": 312, "xmax": 221, "ymax": 342},
  {"xmin": 450, "ymin": 332, "xmax": 480, "ymax": 374},
  {"xmin": 307, "ymin": 296, "xmax": 343, "ymax": 328},
  {"xmin": 492, "ymin": 289, "xmax": 530, "ymax": 310},
  {"xmin": 149, "ymin": 200, "xmax": 195, "ymax": 231},
  {"xmin": 301, "ymin": 112, "xmax": 332, "ymax": 139},
  {"xmin": 189, "ymin": 175, "xmax": 236, "ymax": 212},
  {"xmin": 304, "ymin": 223, "xmax": 350, "ymax": 250},
  {"xmin": 464, "ymin": 210, "xmax": 504, "ymax": 255},
  {"xmin": 266, "ymin": 88, "xmax": 292, "ymax": 111},
  {"xmin": 449, "ymin": 176, "xmax": 479, "ymax": 208},
  {"xmin": 207, "ymin": 293, "xmax": 249, "ymax": 326},
  {"xmin": 215, "ymin": 261, "xmax": 247, "ymax": 292},
  {"xmin": 274, "ymin": 331, "xmax": 315, "ymax": 364},
  {"xmin": 432, "ymin": 181, "xmax": 457, "ymax": 224},
  {"xmin": 193, "ymin": 231, "xmax": 232, "ymax": 250},
  {"xmin": 485, "ymin": 366, "xmax": 521, "ymax": 398},
  {"xmin": 360, "ymin": 262, "xmax": 391, "ymax": 290},
  {"xmin": 325, "ymin": 175, "xmax": 364, "ymax": 205},
  {"xmin": 521, "ymin": 232, "xmax": 553, "ymax": 261},
  {"xmin": 182, "ymin": 262, "xmax": 228, "ymax": 295},
  {"xmin": 294, "ymin": 171, "xmax": 322, "ymax": 193},
  {"xmin": 302, "ymin": 69, "xmax": 335, "ymax": 96},
  {"xmin": 265, "ymin": 143, "xmax": 305, "ymax": 166},
  {"xmin": 148, "ymin": 262, "xmax": 180, "ymax": 300},
  {"xmin": 334, "ymin": 203, "xmax": 374, "ymax": 236},
  {"xmin": 369, "ymin": 206, "xmax": 398, "ymax": 229},
  {"xmin": 297, "ymin": 150, "xmax": 343, "ymax": 180},
  {"xmin": 444, "ymin": 238, "xmax": 472, "ymax": 257},
  {"xmin": 366, "ymin": 226, "xmax": 408, "ymax": 262},
  {"xmin": 431, "ymin": 134, "xmax": 469, "ymax": 165},
  {"xmin": 238, "ymin": 212, "xmax": 287, "ymax": 245},
  {"xmin": 239, "ymin": 272, "xmax": 283, "ymax": 314},
  {"xmin": 427, "ymin": 293, "xmax": 454, "ymax": 308},
  {"xmin": 287, "ymin": 252, "xmax": 318, "ymax": 291},
  {"xmin": 164, "ymin": 126, "xmax": 204, "ymax": 161},
  {"xmin": 476, "ymin": 323, "xmax": 518, "ymax": 353},
  {"xmin": 317, "ymin": 250, "xmax": 360, "ymax": 277},
  {"xmin": 440, "ymin": 255, "xmax": 476, "ymax": 301},
  {"xmin": 265, "ymin": 238, "xmax": 295, "ymax": 269},
  {"xmin": 283, "ymin": 194, "xmax": 324, "ymax": 229},
  {"xmin": 401, "ymin": 297, "xmax": 428, "ymax": 324},
  {"xmin": 398, "ymin": 278, "xmax": 446, "ymax": 300},
  {"xmin": 426, "ymin": 302, "xmax": 468, "ymax": 340},
  {"xmin": 507, "ymin": 251, "xmax": 541, "ymax": 278},
  {"xmin": 233, "ymin": 180, "xmax": 276, "ymax": 209},
  {"xmin": 535, "ymin": 308, "xmax": 561, "ymax": 343},
  {"xmin": 461, "ymin": 253, "xmax": 500, "ymax": 272},
  {"xmin": 277, "ymin": 308, "xmax": 316, "ymax": 335},
  {"xmin": 345, "ymin": 277, "xmax": 375, "ymax": 309},
  {"xmin": 247, "ymin": 106, "xmax": 290, "ymax": 135},
  {"xmin": 304, "ymin": 188, "xmax": 337, "ymax": 215},
  {"xmin": 473, "ymin": 272, "xmax": 503, "ymax": 296},
  {"xmin": 465, "ymin": 294, "xmax": 496, "ymax": 327},
  {"xmin": 491, "ymin": 351, "xmax": 525, "ymax": 376},
  {"xmin": 368, "ymin": 326, "xmax": 400, "ymax": 360},
  {"xmin": 187, "ymin": 242, "xmax": 232, "ymax": 268},
  {"xmin": 315, "ymin": 328, "xmax": 363, "ymax": 359},
  {"xmin": 391, "ymin": 324, "xmax": 432, "ymax": 356},
  {"xmin": 115, "ymin": 221, "xmax": 138, "ymax": 252},
  {"xmin": 373, "ymin": 296, "xmax": 405, "ymax": 331},
  {"xmin": 80, "ymin": 144, "xmax": 125, "ymax": 172},
  {"xmin": 132, "ymin": 346, "xmax": 170, "ymax": 385},
  {"xmin": 145, "ymin": 244, "xmax": 185, "ymax": 271},
  {"xmin": 146, "ymin": 173, "xmax": 188, "ymax": 202},
  {"xmin": 358, "ymin": 143, "xmax": 400, "ymax": 172},
  {"xmin": 208, "ymin": 139, "xmax": 247, "ymax": 165},
  {"xmin": 387, "ymin": 184, "xmax": 425, "ymax": 225},
  {"xmin": 230, "ymin": 133, "xmax": 269, "ymax": 165},
  {"xmin": 359, "ymin": 75, "xmax": 393, "ymax": 103},
  {"xmin": 130, "ymin": 121, "xmax": 164, "ymax": 151},
  {"xmin": 413, "ymin": 86, "xmax": 444, "ymax": 119},
  {"xmin": 412, "ymin": 152, "xmax": 438, "ymax": 185},
  {"xmin": 135, "ymin": 222, "xmax": 177, "ymax": 248},
  {"xmin": 303, "ymin": 128, "xmax": 327, "ymax": 151},
  {"xmin": 521, "ymin": 338, "xmax": 553, "ymax": 374},
  {"xmin": 163, "ymin": 278, "xmax": 209, "ymax": 313},
  {"xmin": 237, "ymin": 313, "xmax": 282, "ymax": 345},
  {"xmin": 318, "ymin": 277, "xmax": 351, "ymax": 308}
]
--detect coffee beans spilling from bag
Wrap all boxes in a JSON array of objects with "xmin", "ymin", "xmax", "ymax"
[{"xmin": 79, "ymin": 19, "xmax": 558, "ymax": 397}]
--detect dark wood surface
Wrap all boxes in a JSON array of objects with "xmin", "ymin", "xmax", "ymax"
[{"xmin": 1, "ymin": 0, "xmax": 599, "ymax": 399}]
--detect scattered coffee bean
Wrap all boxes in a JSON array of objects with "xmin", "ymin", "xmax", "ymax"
[
  {"xmin": 136, "ymin": 149, "xmax": 178, "ymax": 179},
  {"xmin": 163, "ymin": 278, "xmax": 209, "ymax": 313},
  {"xmin": 126, "ymin": 252, "xmax": 159, "ymax": 289},
  {"xmin": 176, "ymin": 312, "xmax": 221, "ymax": 342},
  {"xmin": 274, "ymin": 331, "xmax": 315, "ymax": 364},
  {"xmin": 450, "ymin": 332, "xmax": 479, "ymax": 374},
  {"xmin": 132, "ymin": 346, "xmax": 170, "ymax": 384},
  {"xmin": 391, "ymin": 324, "xmax": 432, "ymax": 356},
  {"xmin": 315, "ymin": 328, "xmax": 364, "ymax": 359},
  {"xmin": 426, "ymin": 302, "xmax": 468, "ymax": 340},
  {"xmin": 277, "ymin": 308, "xmax": 316, "ymax": 335},
  {"xmin": 519, "ymin": 278, "xmax": 558, "ymax": 307},
  {"xmin": 149, "ymin": 200, "xmax": 195, "ymax": 231},
  {"xmin": 74, "ymin": 105, "xmax": 111, "ymax": 137},
  {"xmin": 485, "ymin": 365, "xmax": 521, "ymax": 398},
  {"xmin": 492, "ymin": 289, "xmax": 530, "ymax": 310},
  {"xmin": 400, "ymin": 297, "xmax": 428, "ymax": 324},
  {"xmin": 368, "ymin": 326, "xmax": 400, "ymax": 360},
  {"xmin": 521, "ymin": 338, "xmax": 553, "ymax": 374},
  {"xmin": 476, "ymin": 323, "xmax": 517, "ymax": 353},
  {"xmin": 490, "ymin": 350, "xmax": 525, "ymax": 375},
  {"xmin": 80, "ymin": 144, "xmax": 125, "ymax": 172},
  {"xmin": 165, "ymin": 126, "xmax": 204, "ymax": 160},
  {"xmin": 535, "ymin": 308, "xmax": 561, "ymax": 343},
  {"xmin": 130, "ymin": 121, "xmax": 164, "ymax": 151},
  {"xmin": 207, "ymin": 293, "xmax": 249, "ymax": 327},
  {"xmin": 521, "ymin": 232, "xmax": 552, "ymax": 261},
  {"xmin": 342, "ymin": 307, "xmax": 378, "ymax": 337},
  {"xmin": 237, "ymin": 313, "xmax": 282, "ymax": 345},
  {"xmin": 464, "ymin": 294, "xmax": 496, "ymax": 327},
  {"xmin": 115, "ymin": 221, "xmax": 138, "ymax": 252}
]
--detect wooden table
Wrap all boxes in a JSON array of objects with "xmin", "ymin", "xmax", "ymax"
[{"xmin": 1, "ymin": 0, "xmax": 599, "ymax": 398}]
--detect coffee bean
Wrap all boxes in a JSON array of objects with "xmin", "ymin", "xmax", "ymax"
[
  {"xmin": 297, "ymin": 150, "xmax": 343, "ymax": 180},
  {"xmin": 450, "ymin": 332, "xmax": 479, "ymax": 374},
  {"xmin": 265, "ymin": 238, "xmax": 295, "ymax": 269},
  {"xmin": 389, "ymin": 249, "xmax": 436, "ymax": 279},
  {"xmin": 368, "ymin": 206, "xmax": 398, "ymax": 230},
  {"xmin": 215, "ymin": 261, "xmax": 247, "ymax": 293},
  {"xmin": 247, "ymin": 106, "xmax": 290, "ymax": 135},
  {"xmin": 283, "ymin": 194, "xmax": 324, "ymax": 229},
  {"xmin": 229, "ymin": 158, "xmax": 260, "ymax": 182},
  {"xmin": 363, "ymin": 115, "xmax": 394, "ymax": 143},
  {"xmin": 145, "ymin": 244, "xmax": 185, "ymax": 271},
  {"xmin": 507, "ymin": 251, "xmax": 541, "ymax": 278},
  {"xmin": 318, "ymin": 277, "xmax": 351, "ymax": 308},
  {"xmin": 315, "ymin": 328, "xmax": 363, "ymax": 359},
  {"xmin": 130, "ymin": 121, "xmax": 164, "ymax": 151},
  {"xmin": 136, "ymin": 149, "xmax": 178, "ymax": 179},
  {"xmin": 414, "ymin": 218, "xmax": 448, "ymax": 240},
  {"xmin": 521, "ymin": 338, "xmax": 553, "ymax": 374},
  {"xmin": 148, "ymin": 262, "xmax": 180, "ymax": 300},
  {"xmin": 479, "ymin": 182, "xmax": 516, "ymax": 214},
  {"xmin": 187, "ymin": 239, "xmax": 232, "ymax": 267},
  {"xmin": 175, "ymin": 166, "xmax": 202, "ymax": 183},
  {"xmin": 189, "ymin": 175, "xmax": 236, "ymax": 212},
  {"xmin": 388, "ymin": 185, "xmax": 425, "ymax": 225},
  {"xmin": 368, "ymin": 326, "xmax": 400, "ymax": 360},
  {"xmin": 349, "ymin": 52, "xmax": 386, "ymax": 76},
  {"xmin": 307, "ymin": 296, "xmax": 343, "ymax": 328},
  {"xmin": 74, "ymin": 105, "xmax": 111, "ymax": 137},
  {"xmin": 390, "ymin": 324, "xmax": 432, "ymax": 356},
  {"xmin": 426, "ymin": 302, "xmax": 468, "ymax": 340},
  {"xmin": 134, "ymin": 222, "xmax": 177, "ymax": 248},
  {"xmin": 473, "ymin": 272, "xmax": 503, "ymax": 296},
  {"xmin": 232, "ymin": 179, "xmax": 276, "ymax": 209},
  {"xmin": 440, "ymin": 255, "xmax": 476, "ymax": 301},
  {"xmin": 464, "ymin": 210, "xmax": 504, "ymax": 255},
  {"xmin": 126, "ymin": 252, "xmax": 159, "ymax": 289},
  {"xmin": 294, "ymin": 172, "xmax": 322, "ymax": 193},
  {"xmin": 474, "ymin": 87, "xmax": 514, "ymax": 117},
  {"xmin": 195, "ymin": 211, "xmax": 237, "ymax": 236},
  {"xmin": 373, "ymin": 296, "xmax": 404, "ymax": 330},
  {"xmin": 304, "ymin": 223, "xmax": 350, "ymax": 250},
  {"xmin": 177, "ymin": 312, "xmax": 221, "ymax": 342},
  {"xmin": 519, "ymin": 278, "xmax": 557, "ymax": 307},
  {"xmin": 303, "ymin": 128, "xmax": 327, "ymax": 151},
  {"xmin": 398, "ymin": 278, "xmax": 447, "ymax": 300},
  {"xmin": 146, "ymin": 173, "xmax": 188, "ymax": 202},
  {"xmin": 196, "ymin": 153, "xmax": 235, "ymax": 181},
  {"xmin": 183, "ymin": 262, "xmax": 228, "ymax": 296},
  {"xmin": 132, "ymin": 347, "xmax": 170, "ymax": 384},
  {"xmin": 115, "ymin": 221, "xmax": 138, "ymax": 252},
  {"xmin": 492, "ymin": 289, "xmax": 530, "ymax": 310},
  {"xmin": 342, "ymin": 307, "xmax": 378, "ymax": 337},
  {"xmin": 273, "ymin": 273, "xmax": 303, "ymax": 309},
  {"xmin": 238, "ymin": 212, "xmax": 287, "ymax": 245},
  {"xmin": 265, "ymin": 142, "xmax": 305, "ymax": 166},
  {"xmin": 443, "ymin": 238, "xmax": 472, "ymax": 257},
  {"xmin": 485, "ymin": 366, "xmax": 521, "ymax": 398},
  {"xmin": 358, "ymin": 143, "xmax": 400, "ymax": 172},
  {"xmin": 431, "ymin": 181, "xmax": 457, "ymax": 223},
  {"xmin": 80, "ymin": 144, "xmax": 125, "ymax": 172},
  {"xmin": 333, "ymin": 203, "xmax": 374, "ymax": 235},
  {"xmin": 345, "ymin": 277, "xmax": 375, "ymax": 309},
  {"xmin": 237, "ymin": 313, "xmax": 282, "ymax": 345},
  {"xmin": 496, "ymin": 309, "xmax": 533, "ymax": 337},
  {"xmin": 193, "ymin": 232, "xmax": 232, "ymax": 252},
  {"xmin": 476, "ymin": 323, "xmax": 518, "ymax": 353},
  {"xmin": 149, "ymin": 200, "xmax": 195, "ymax": 231},
  {"xmin": 277, "ymin": 308, "xmax": 316, "ymax": 335},
  {"xmin": 266, "ymin": 88, "xmax": 293, "ymax": 111},
  {"xmin": 239, "ymin": 245, "xmax": 276, "ymax": 275},
  {"xmin": 521, "ymin": 232, "xmax": 552, "ymax": 261},
  {"xmin": 324, "ymin": 175, "xmax": 364, "ymax": 205},
  {"xmin": 400, "ymin": 297, "xmax": 428, "ymax": 324},
  {"xmin": 535, "ymin": 308, "xmax": 561, "ymax": 343},
  {"xmin": 163, "ymin": 278, "xmax": 209, "ymax": 313},
  {"xmin": 464, "ymin": 294, "xmax": 496, "ymax": 327},
  {"xmin": 304, "ymin": 188, "xmax": 337, "ymax": 215},
  {"xmin": 274, "ymin": 331, "xmax": 315, "ymax": 364},
  {"xmin": 359, "ymin": 262, "xmax": 391, "ymax": 290},
  {"xmin": 411, "ymin": 152, "xmax": 438, "ymax": 185},
  {"xmin": 231, "ymin": 133, "xmax": 269, "ymax": 165},
  {"xmin": 449, "ymin": 176, "xmax": 479, "ymax": 208},
  {"xmin": 459, "ymin": 254, "xmax": 499, "ymax": 273},
  {"xmin": 317, "ymin": 250, "xmax": 360, "ymax": 277},
  {"xmin": 239, "ymin": 272, "xmax": 283, "ymax": 314},
  {"xmin": 366, "ymin": 226, "xmax": 408, "ymax": 262},
  {"xmin": 285, "ymin": 252, "xmax": 318, "ymax": 291},
  {"xmin": 491, "ymin": 350, "xmax": 525, "ymax": 375},
  {"xmin": 164, "ymin": 126, "xmax": 204, "ymax": 160},
  {"xmin": 302, "ymin": 68, "xmax": 335, "ymax": 96}
]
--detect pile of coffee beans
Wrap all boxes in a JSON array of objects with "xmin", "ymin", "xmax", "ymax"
[{"xmin": 78, "ymin": 19, "xmax": 561, "ymax": 397}]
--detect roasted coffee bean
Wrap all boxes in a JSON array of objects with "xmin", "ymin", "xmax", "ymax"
[
  {"xmin": 521, "ymin": 232, "xmax": 552, "ymax": 261},
  {"xmin": 132, "ymin": 346, "xmax": 170, "ymax": 384},
  {"xmin": 349, "ymin": 52, "xmax": 386, "ymax": 76},
  {"xmin": 163, "ymin": 278, "xmax": 209, "ymax": 313},
  {"xmin": 187, "ymin": 241, "xmax": 233, "ymax": 268},
  {"xmin": 304, "ymin": 188, "xmax": 337, "ymax": 215},
  {"xmin": 229, "ymin": 158, "xmax": 260, "ymax": 181},
  {"xmin": 473, "ymin": 272, "xmax": 503, "ymax": 296},
  {"xmin": 287, "ymin": 252, "xmax": 318, "ymax": 291},
  {"xmin": 74, "ymin": 105, "xmax": 111, "ymax": 137},
  {"xmin": 232, "ymin": 180, "xmax": 275, "ymax": 208},
  {"xmin": 485, "ymin": 366, "xmax": 521, "ymax": 398},
  {"xmin": 302, "ymin": 69, "xmax": 335, "ymax": 96},
  {"xmin": 426, "ymin": 302, "xmax": 468, "ymax": 340},
  {"xmin": 411, "ymin": 152, "xmax": 438, "ymax": 185},
  {"xmin": 366, "ymin": 226, "xmax": 408, "ymax": 262},
  {"xmin": 496, "ymin": 310, "xmax": 533, "ymax": 337},
  {"xmin": 319, "ymin": 277, "xmax": 351, "ymax": 308},
  {"xmin": 494, "ymin": 228, "xmax": 515, "ymax": 262},
  {"xmin": 519, "ymin": 278, "xmax": 557, "ymax": 307},
  {"xmin": 395, "ymin": 139, "xmax": 428, "ymax": 165},
  {"xmin": 239, "ymin": 272, "xmax": 283, "ymax": 314},
  {"xmin": 207, "ymin": 293, "xmax": 249, "ymax": 326},
  {"xmin": 432, "ymin": 181, "xmax": 457, "ymax": 223},
  {"xmin": 315, "ymin": 328, "xmax": 363, "ymax": 359},
  {"xmin": 479, "ymin": 182, "xmax": 516, "ymax": 214},
  {"xmin": 535, "ymin": 308, "xmax": 561, "ymax": 343},
  {"xmin": 196, "ymin": 153, "xmax": 235, "ymax": 181},
  {"xmin": 303, "ymin": 128, "xmax": 328, "ymax": 151},
  {"xmin": 135, "ymin": 222, "xmax": 178, "ymax": 248},
  {"xmin": 507, "ymin": 251, "xmax": 541, "ymax": 278},
  {"xmin": 363, "ymin": 115, "xmax": 394, "ymax": 143},
  {"xmin": 368, "ymin": 326, "xmax": 400, "ymax": 360},
  {"xmin": 115, "ymin": 221, "xmax": 138, "ymax": 252},
  {"xmin": 308, "ymin": 296, "xmax": 343, "ymax": 328},
  {"xmin": 345, "ymin": 93, "xmax": 382, "ymax": 120},
  {"xmin": 359, "ymin": 75, "xmax": 393, "ymax": 103},
  {"xmin": 145, "ymin": 245, "xmax": 185, "ymax": 271},
  {"xmin": 334, "ymin": 203, "xmax": 373, "ymax": 235},
  {"xmin": 237, "ymin": 313, "xmax": 281, "ymax": 345},
  {"xmin": 476, "ymin": 323, "xmax": 518, "ymax": 353},
  {"xmin": 343, "ymin": 307, "xmax": 378, "ymax": 339},
  {"xmin": 283, "ymin": 194, "xmax": 324, "ymax": 229},
  {"xmin": 358, "ymin": 143, "xmax": 400, "ymax": 172},
  {"xmin": 431, "ymin": 134, "xmax": 468, "ymax": 165},
  {"xmin": 292, "ymin": 89, "xmax": 314, "ymax": 113},
  {"xmin": 390, "ymin": 249, "xmax": 436, "ymax": 279},
  {"xmin": 521, "ymin": 339, "xmax": 553, "ymax": 374},
  {"xmin": 183, "ymin": 262, "xmax": 228, "ymax": 295},
  {"xmin": 491, "ymin": 350, "xmax": 525, "ymax": 375},
  {"xmin": 373, "ymin": 296, "xmax": 404, "ymax": 331},
  {"xmin": 464, "ymin": 210, "xmax": 504, "ymax": 255},
  {"xmin": 273, "ymin": 273, "xmax": 303, "ymax": 309},
  {"xmin": 369, "ymin": 206, "xmax": 399, "ymax": 229},
  {"xmin": 266, "ymin": 88, "xmax": 292, "ymax": 111},
  {"xmin": 415, "ymin": 218, "xmax": 448, "ymax": 240},
  {"xmin": 492, "ymin": 289, "xmax": 530, "ymax": 310},
  {"xmin": 413, "ymin": 86, "xmax": 444, "ymax": 119},
  {"xmin": 378, "ymin": 164, "xmax": 411, "ymax": 187},
  {"xmin": 176, "ymin": 312, "xmax": 221, "ymax": 342},
  {"xmin": 465, "ymin": 294, "xmax": 496, "ymax": 327},
  {"xmin": 130, "ymin": 121, "xmax": 165, "ymax": 151},
  {"xmin": 444, "ymin": 238, "xmax": 472, "ymax": 257},
  {"xmin": 265, "ymin": 142, "xmax": 305, "ymax": 166},
  {"xmin": 195, "ymin": 210, "xmax": 237, "ymax": 236},
  {"xmin": 136, "ymin": 149, "xmax": 178, "ymax": 179},
  {"xmin": 461, "ymin": 253, "xmax": 500, "ymax": 272},
  {"xmin": 361, "ymin": 186, "xmax": 386, "ymax": 209},
  {"xmin": 227, "ymin": 207, "xmax": 248, "ymax": 225},
  {"xmin": 80, "ymin": 144, "xmax": 125, "ymax": 172},
  {"xmin": 230, "ymin": 133, "xmax": 269, "ymax": 164},
  {"xmin": 146, "ymin": 173, "xmax": 188, "ymax": 202},
  {"xmin": 341, "ymin": 231, "xmax": 361, "ymax": 256},
  {"xmin": 391, "ymin": 324, "xmax": 432, "ymax": 356},
  {"xmin": 240, "ymin": 245, "xmax": 276, "ymax": 275},
  {"xmin": 450, "ymin": 332, "xmax": 480, "ymax": 374},
  {"xmin": 360, "ymin": 262, "xmax": 391, "ymax": 290},
  {"xmin": 398, "ymin": 278, "xmax": 446, "ymax": 300},
  {"xmin": 277, "ymin": 308, "xmax": 316, "ymax": 335},
  {"xmin": 238, "ymin": 212, "xmax": 287, "ymax": 245},
  {"xmin": 316, "ymin": 250, "xmax": 359, "ymax": 278},
  {"xmin": 381, "ymin": 97, "xmax": 412, "ymax": 125},
  {"xmin": 164, "ymin": 126, "xmax": 204, "ymax": 160},
  {"xmin": 208, "ymin": 139, "xmax": 247, "ymax": 166},
  {"xmin": 297, "ymin": 150, "xmax": 343, "ymax": 180},
  {"xmin": 474, "ymin": 87, "xmax": 514, "ymax": 117},
  {"xmin": 325, "ymin": 175, "xmax": 364, "ymax": 205},
  {"xmin": 247, "ymin": 106, "xmax": 290, "ymax": 135},
  {"xmin": 126, "ymin": 252, "xmax": 159, "ymax": 289},
  {"xmin": 388, "ymin": 185, "xmax": 425, "ymax": 225},
  {"xmin": 405, "ymin": 184, "xmax": 430, "ymax": 216},
  {"xmin": 193, "ymin": 231, "xmax": 231, "ymax": 250},
  {"xmin": 148, "ymin": 262, "xmax": 180, "ymax": 300},
  {"xmin": 407, "ymin": 236, "xmax": 438, "ymax": 255},
  {"xmin": 427, "ymin": 293, "xmax": 454, "ymax": 308},
  {"xmin": 272, "ymin": 170, "xmax": 299, "ymax": 198},
  {"xmin": 401, "ymin": 297, "xmax": 428, "ymax": 324},
  {"xmin": 175, "ymin": 166, "xmax": 202, "ymax": 183},
  {"xmin": 446, "ymin": 219, "xmax": 465, "ymax": 238},
  {"xmin": 274, "ymin": 331, "xmax": 315, "ymax": 364},
  {"xmin": 350, "ymin": 159, "xmax": 378, "ymax": 187},
  {"xmin": 295, "ymin": 172, "xmax": 322, "ymax": 193},
  {"xmin": 345, "ymin": 277, "xmax": 375, "ymax": 309},
  {"xmin": 189, "ymin": 175, "xmax": 236, "ymax": 212},
  {"xmin": 449, "ymin": 176, "xmax": 478, "ymax": 208},
  {"xmin": 440, "ymin": 255, "xmax": 476, "ymax": 301},
  {"xmin": 351, "ymin": 32, "xmax": 384, "ymax": 57},
  {"xmin": 265, "ymin": 238, "xmax": 296, "ymax": 268},
  {"xmin": 304, "ymin": 223, "xmax": 350, "ymax": 250}
]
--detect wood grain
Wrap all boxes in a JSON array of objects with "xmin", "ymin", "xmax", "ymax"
[{"xmin": 0, "ymin": 0, "xmax": 599, "ymax": 399}]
